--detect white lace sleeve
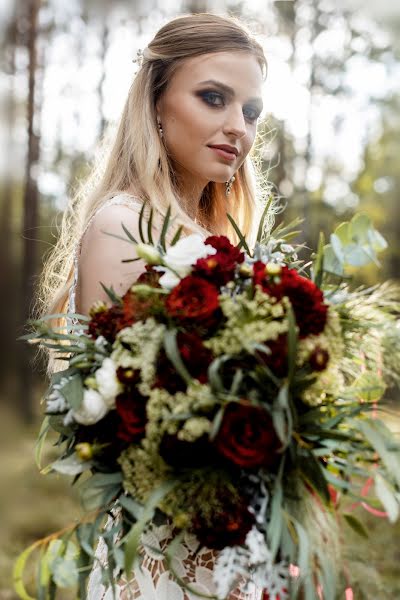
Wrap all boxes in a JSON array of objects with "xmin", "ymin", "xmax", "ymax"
[{"xmin": 88, "ymin": 520, "xmax": 263, "ymax": 600}]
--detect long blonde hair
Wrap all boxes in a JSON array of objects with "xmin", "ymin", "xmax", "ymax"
[{"xmin": 38, "ymin": 12, "xmax": 270, "ymax": 326}]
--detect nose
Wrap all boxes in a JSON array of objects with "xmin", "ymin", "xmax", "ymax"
[{"xmin": 223, "ymin": 104, "xmax": 247, "ymax": 139}]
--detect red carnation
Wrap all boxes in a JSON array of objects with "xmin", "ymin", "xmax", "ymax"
[
  {"xmin": 191, "ymin": 495, "xmax": 255, "ymax": 550},
  {"xmin": 193, "ymin": 235, "xmax": 244, "ymax": 286},
  {"xmin": 214, "ymin": 402, "xmax": 281, "ymax": 469},
  {"xmin": 165, "ymin": 276, "xmax": 220, "ymax": 324},
  {"xmin": 88, "ymin": 304, "xmax": 124, "ymax": 343},
  {"xmin": 253, "ymin": 263, "xmax": 328, "ymax": 338},
  {"xmin": 115, "ymin": 391, "xmax": 147, "ymax": 443}
]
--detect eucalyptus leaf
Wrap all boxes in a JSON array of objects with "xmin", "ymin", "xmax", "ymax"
[{"xmin": 375, "ymin": 473, "xmax": 399, "ymax": 523}]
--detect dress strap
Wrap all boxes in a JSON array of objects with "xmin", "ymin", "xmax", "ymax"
[{"xmin": 68, "ymin": 193, "xmax": 142, "ymax": 316}]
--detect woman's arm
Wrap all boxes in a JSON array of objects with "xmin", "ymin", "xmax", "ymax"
[{"xmin": 76, "ymin": 204, "xmax": 148, "ymax": 315}]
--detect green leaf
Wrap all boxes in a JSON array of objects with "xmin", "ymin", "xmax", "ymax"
[
  {"xmin": 13, "ymin": 541, "xmax": 38, "ymax": 600},
  {"xmin": 298, "ymin": 451, "xmax": 330, "ymax": 504},
  {"xmin": 147, "ymin": 208, "xmax": 154, "ymax": 245},
  {"xmin": 118, "ymin": 494, "xmax": 144, "ymax": 521},
  {"xmin": 35, "ymin": 416, "xmax": 50, "ymax": 470},
  {"xmin": 171, "ymin": 225, "xmax": 184, "ymax": 246},
  {"xmin": 80, "ymin": 472, "xmax": 123, "ymax": 511},
  {"xmin": 356, "ymin": 419, "xmax": 400, "ymax": 488},
  {"xmin": 312, "ymin": 231, "xmax": 325, "ymax": 288},
  {"xmin": 121, "ymin": 222, "xmax": 138, "ymax": 244},
  {"xmin": 138, "ymin": 202, "xmax": 146, "ymax": 243},
  {"xmin": 350, "ymin": 372, "xmax": 386, "ymax": 402},
  {"xmin": 226, "ymin": 213, "xmax": 250, "ymax": 254},
  {"xmin": 343, "ymin": 513, "xmax": 369, "ymax": 538},
  {"xmin": 163, "ymin": 329, "xmax": 192, "ymax": 385},
  {"xmin": 52, "ymin": 454, "xmax": 93, "ymax": 476},
  {"xmin": 124, "ymin": 480, "xmax": 176, "ymax": 573},
  {"xmin": 375, "ymin": 473, "xmax": 399, "ymax": 523},
  {"xmin": 207, "ymin": 355, "xmax": 231, "ymax": 393},
  {"xmin": 58, "ymin": 373, "xmax": 83, "ymax": 411},
  {"xmin": 100, "ymin": 283, "xmax": 122, "ymax": 305},
  {"xmin": 159, "ymin": 206, "xmax": 172, "ymax": 252}
]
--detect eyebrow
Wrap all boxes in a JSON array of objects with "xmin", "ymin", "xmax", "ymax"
[{"xmin": 197, "ymin": 79, "xmax": 263, "ymax": 109}]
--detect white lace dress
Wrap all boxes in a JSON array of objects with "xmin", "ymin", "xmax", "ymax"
[{"xmin": 69, "ymin": 194, "xmax": 263, "ymax": 600}]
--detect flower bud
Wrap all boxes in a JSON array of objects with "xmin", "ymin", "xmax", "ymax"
[
  {"xmin": 135, "ymin": 243, "xmax": 162, "ymax": 265},
  {"xmin": 265, "ymin": 263, "xmax": 282, "ymax": 276},
  {"xmin": 75, "ymin": 442, "xmax": 93, "ymax": 461},
  {"xmin": 238, "ymin": 263, "xmax": 252, "ymax": 277},
  {"xmin": 84, "ymin": 376, "xmax": 97, "ymax": 389},
  {"xmin": 173, "ymin": 512, "xmax": 190, "ymax": 529}
]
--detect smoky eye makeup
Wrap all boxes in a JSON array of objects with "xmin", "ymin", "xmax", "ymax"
[{"xmin": 196, "ymin": 89, "xmax": 262, "ymax": 122}]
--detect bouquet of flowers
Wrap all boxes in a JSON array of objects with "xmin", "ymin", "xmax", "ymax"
[{"xmin": 16, "ymin": 204, "xmax": 400, "ymax": 600}]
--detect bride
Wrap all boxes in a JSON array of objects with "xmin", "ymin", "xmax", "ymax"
[{"xmin": 39, "ymin": 12, "xmax": 270, "ymax": 600}]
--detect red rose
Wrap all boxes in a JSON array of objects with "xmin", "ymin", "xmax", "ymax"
[
  {"xmin": 88, "ymin": 304, "xmax": 124, "ymax": 343},
  {"xmin": 214, "ymin": 402, "xmax": 281, "ymax": 469},
  {"xmin": 193, "ymin": 236, "xmax": 244, "ymax": 286},
  {"xmin": 165, "ymin": 276, "xmax": 220, "ymax": 324},
  {"xmin": 192, "ymin": 494, "xmax": 255, "ymax": 549},
  {"xmin": 253, "ymin": 263, "xmax": 328, "ymax": 337},
  {"xmin": 115, "ymin": 391, "xmax": 147, "ymax": 443}
]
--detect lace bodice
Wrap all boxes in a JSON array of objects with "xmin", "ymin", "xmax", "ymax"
[{"xmin": 69, "ymin": 194, "xmax": 262, "ymax": 600}]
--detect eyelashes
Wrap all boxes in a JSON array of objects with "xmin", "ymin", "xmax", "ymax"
[{"xmin": 198, "ymin": 90, "xmax": 261, "ymax": 123}]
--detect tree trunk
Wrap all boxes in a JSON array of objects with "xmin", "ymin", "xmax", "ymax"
[{"xmin": 18, "ymin": 0, "xmax": 41, "ymax": 422}]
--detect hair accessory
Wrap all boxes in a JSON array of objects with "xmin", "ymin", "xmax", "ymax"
[
  {"xmin": 225, "ymin": 174, "xmax": 236, "ymax": 197},
  {"xmin": 133, "ymin": 47, "xmax": 146, "ymax": 67}
]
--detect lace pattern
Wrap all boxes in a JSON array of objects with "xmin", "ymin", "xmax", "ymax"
[
  {"xmin": 88, "ymin": 520, "xmax": 262, "ymax": 600},
  {"xmin": 69, "ymin": 194, "xmax": 262, "ymax": 600}
]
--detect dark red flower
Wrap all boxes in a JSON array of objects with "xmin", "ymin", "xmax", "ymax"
[
  {"xmin": 214, "ymin": 402, "xmax": 281, "ymax": 469},
  {"xmin": 154, "ymin": 331, "xmax": 213, "ymax": 392},
  {"xmin": 165, "ymin": 276, "xmax": 220, "ymax": 324},
  {"xmin": 159, "ymin": 433, "xmax": 216, "ymax": 468},
  {"xmin": 193, "ymin": 236, "xmax": 244, "ymax": 286},
  {"xmin": 309, "ymin": 347, "xmax": 330, "ymax": 372},
  {"xmin": 253, "ymin": 263, "xmax": 328, "ymax": 338},
  {"xmin": 115, "ymin": 391, "xmax": 147, "ymax": 443},
  {"xmin": 191, "ymin": 495, "xmax": 255, "ymax": 549},
  {"xmin": 136, "ymin": 265, "xmax": 162, "ymax": 288},
  {"xmin": 88, "ymin": 304, "xmax": 124, "ymax": 343},
  {"xmin": 258, "ymin": 334, "xmax": 289, "ymax": 378}
]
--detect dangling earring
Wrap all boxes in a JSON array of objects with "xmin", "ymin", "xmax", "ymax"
[
  {"xmin": 157, "ymin": 119, "xmax": 163, "ymax": 138},
  {"xmin": 225, "ymin": 174, "xmax": 236, "ymax": 197}
]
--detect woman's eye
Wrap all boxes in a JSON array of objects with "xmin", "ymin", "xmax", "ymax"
[
  {"xmin": 201, "ymin": 91, "xmax": 224, "ymax": 107},
  {"xmin": 243, "ymin": 106, "xmax": 260, "ymax": 122}
]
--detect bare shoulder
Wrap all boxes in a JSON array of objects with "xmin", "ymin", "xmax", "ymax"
[{"xmin": 82, "ymin": 199, "xmax": 145, "ymax": 250}]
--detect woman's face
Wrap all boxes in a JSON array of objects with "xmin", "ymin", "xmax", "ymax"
[{"xmin": 156, "ymin": 51, "xmax": 264, "ymax": 192}]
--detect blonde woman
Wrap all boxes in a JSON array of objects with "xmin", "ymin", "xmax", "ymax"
[{"xmin": 39, "ymin": 12, "xmax": 271, "ymax": 600}]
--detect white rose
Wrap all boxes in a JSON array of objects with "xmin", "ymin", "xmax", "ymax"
[
  {"xmin": 157, "ymin": 234, "xmax": 216, "ymax": 289},
  {"xmin": 72, "ymin": 389, "xmax": 108, "ymax": 425},
  {"xmin": 95, "ymin": 358, "xmax": 121, "ymax": 408}
]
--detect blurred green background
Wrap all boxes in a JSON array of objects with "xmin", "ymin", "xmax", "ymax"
[{"xmin": 0, "ymin": 0, "xmax": 399, "ymax": 597}]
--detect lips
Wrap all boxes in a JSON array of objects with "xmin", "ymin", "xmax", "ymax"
[
  {"xmin": 208, "ymin": 145, "xmax": 239, "ymax": 162},
  {"xmin": 208, "ymin": 144, "xmax": 239, "ymax": 156}
]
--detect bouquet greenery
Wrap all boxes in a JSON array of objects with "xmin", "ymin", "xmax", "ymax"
[{"xmin": 15, "ymin": 203, "xmax": 400, "ymax": 600}]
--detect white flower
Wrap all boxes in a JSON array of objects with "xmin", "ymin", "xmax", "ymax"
[
  {"xmin": 72, "ymin": 389, "xmax": 108, "ymax": 425},
  {"xmin": 95, "ymin": 357, "xmax": 121, "ymax": 408},
  {"xmin": 156, "ymin": 234, "xmax": 216, "ymax": 289},
  {"xmin": 136, "ymin": 243, "xmax": 162, "ymax": 265}
]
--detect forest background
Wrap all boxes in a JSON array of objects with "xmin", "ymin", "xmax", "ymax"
[{"xmin": 0, "ymin": 0, "xmax": 399, "ymax": 598}]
